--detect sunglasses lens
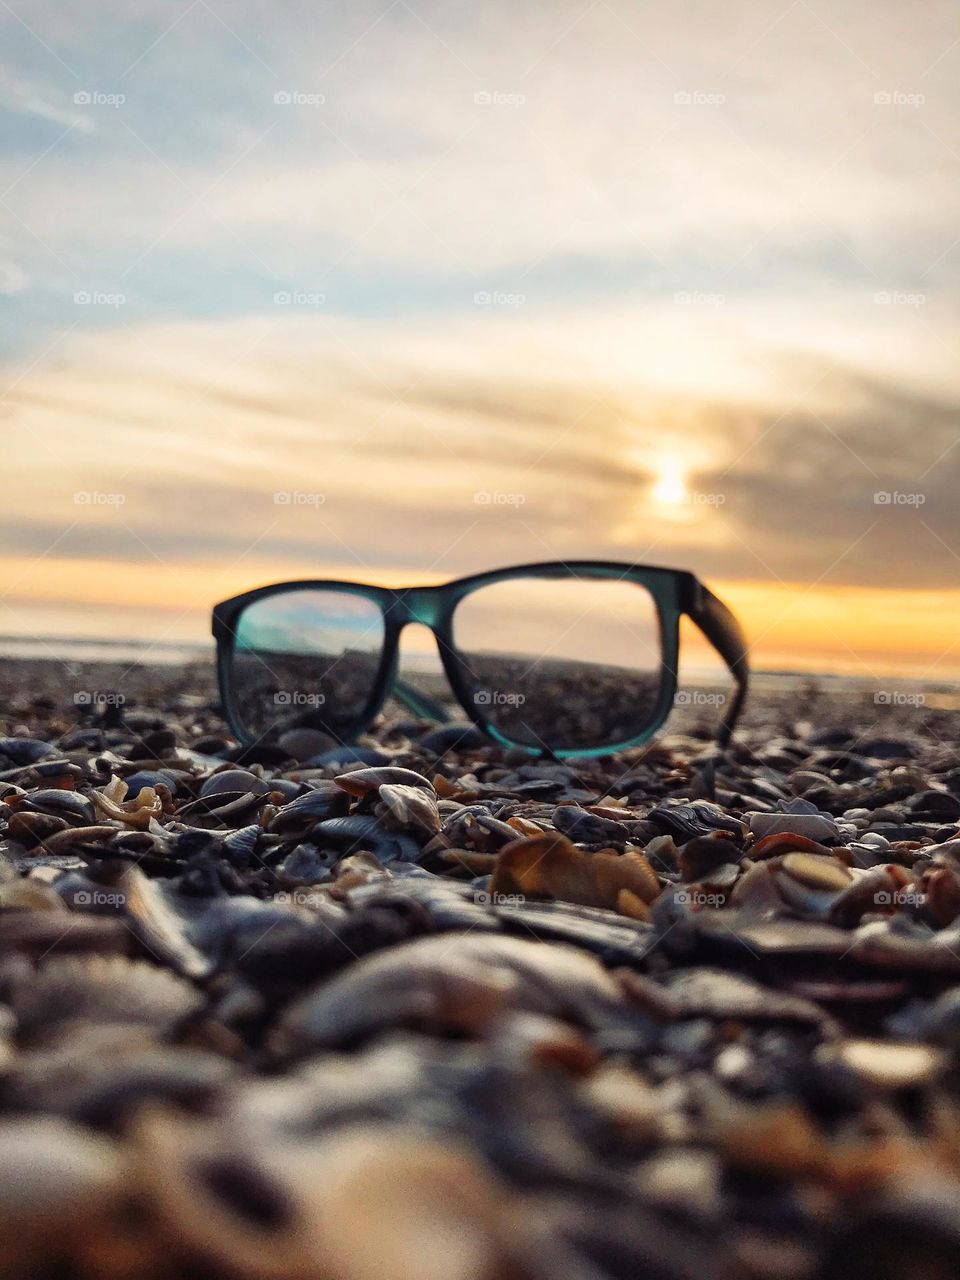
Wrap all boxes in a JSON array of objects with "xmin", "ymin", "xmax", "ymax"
[
  {"xmin": 229, "ymin": 590, "xmax": 385, "ymax": 740},
  {"xmin": 452, "ymin": 575, "xmax": 663, "ymax": 751}
]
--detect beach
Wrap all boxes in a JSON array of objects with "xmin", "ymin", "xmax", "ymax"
[{"xmin": 0, "ymin": 656, "xmax": 959, "ymax": 1276}]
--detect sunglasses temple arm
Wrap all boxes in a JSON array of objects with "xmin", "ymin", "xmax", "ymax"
[
  {"xmin": 393, "ymin": 678, "xmax": 453, "ymax": 723},
  {"xmin": 685, "ymin": 584, "xmax": 749, "ymax": 749}
]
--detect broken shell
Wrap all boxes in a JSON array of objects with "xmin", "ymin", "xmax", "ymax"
[
  {"xmin": 376, "ymin": 783, "xmax": 441, "ymax": 838},
  {"xmin": 492, "ymin": 834, "xmax": 660, "ymax": 914}
]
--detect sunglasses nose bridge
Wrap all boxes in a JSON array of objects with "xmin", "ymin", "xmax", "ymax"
[{"xmin": 394, "ymin": 587, "xmax": 443, "ymax": 632}]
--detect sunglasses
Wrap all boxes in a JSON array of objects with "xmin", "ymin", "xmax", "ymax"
[{"xmin": 212, "ymin": 560, "xmax": 749, "ymax": 759}]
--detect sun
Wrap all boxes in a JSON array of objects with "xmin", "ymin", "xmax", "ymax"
[{"xmin": 651, "ymin": 457, "xmax": 689, "ymax": 506}]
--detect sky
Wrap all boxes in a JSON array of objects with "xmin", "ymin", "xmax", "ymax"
[{"xmin": 2, "ymin": 0, "xmax": 960, "ymax": 678}]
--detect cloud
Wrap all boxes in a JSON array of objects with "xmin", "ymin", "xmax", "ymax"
[
  {"xmin": 2, "ymin": 309, "xmax": 959, "ymax": 597},
  {"xmin": 0, "ymin": 61, "xmax": 92, "ymax": 133}
]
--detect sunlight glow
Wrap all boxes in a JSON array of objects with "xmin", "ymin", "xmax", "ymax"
[{"xmin": 651, "ymin": 457, "xmax": 689, "ymax": 506}]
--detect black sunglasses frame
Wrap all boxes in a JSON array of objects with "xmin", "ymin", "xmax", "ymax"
[{"xmin": 212, "ymin": 560, "xmax": 749, "ymax": 757}]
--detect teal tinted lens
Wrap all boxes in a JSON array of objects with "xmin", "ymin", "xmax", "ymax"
[
  {"xmin": 452, "ymin": 574, "xmax": 663, "ymax": 750},
  {"xmin": 230, "ymin": 589, "xmax": 384, "ymax": 739}
]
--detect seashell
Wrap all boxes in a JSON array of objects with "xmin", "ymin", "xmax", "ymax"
[
  {"xmin": 267, "ymin": 784, "xmax": 349, "ymax": 836},
  {"xmin": 773, "ymin": 853, "xmax": 853, "ymax": 919},
  {"xmin": 748, "ymin": 809, "xmax": 840, "ymax": 843},
  {"xmin": 647, "ymin": 801, "xmax": 746, "ymax": 843},
  {"xmin": 829, "ymin": 864, "xmax": 911, "ymax": 927},
  {"xmin": 175, "ymin": 789, "xmax": 266, "ymax": 828},
  {"xmin": 581, "ymin": 1064, "xmax": 659, "ymax": 1137},
  {"xmin": 223, "ymin": 823, "xmax": 264, "ymax": 864},
  {"xmin": 492, "ymin": 833, "xmax": 660, "ymax": 915},
  {"xmin": 199, "ymin": 768, "xmax": 270, "ymax": 799},
  {"xmin": 552, "ymin": 805, "xmax": 630, "ymax": 846},
  {"xmin": 335, "ymin": 766, "xmax": 435, "ymax": 798},
  {"xmin": 0, "ymin": 879, "xmax": 68, "ymax": 912},
  {"xmin": 0, "ymin": 910, "xmax": 131, "ymax": 959},
  {"xmin": 90, "ymin": 776, "xmax": 163, "ymax": 829},
  {"xmin": 780, "ymin": 852, "xmax": 852, "ymax": 892},
  {"xmin": 309, "ymin": 814, "xmax": 412, "ymax": 860},
  {"xmin": 329, "ymin": 852, "xmax": 391, "ymax": 895},
  {"xmin": 276, "ymin": 843, "xmax": 336, "ymax": 886},
  {"xmin": 376, "ymin": 783, "xmax": 441, "ymax": 838},
  {"xmin": 677, "ymin": 831, "xmax": 741, "ymax": 881},
  {"xmin": 6, "ymin": 810, "xmax": 69, "ymax": 847},
  {"xmin": 303, "ymin": 1128, "xmax": 517, "ymax": 1280},
  {"xmin": 0, "ymin": 1117, "xmax": 122, "ymax": 1271},
  {"xmin": 619, "ymin": 966, "xmax": 830, "ymax": 1029},
  {"xmin": 12, "ymin": 954, "xmax": 203, "ymax": 1045},
  {"xmin": 272, "ymin": 932, "xmax": 628, "ymax": 1054},
  {"xmin": 19, "ymin": 788, "xmax": 96, "ymax": 825},
  {"xmin": 441, "ymin": 849, "xmax": 498, "ymax": 876},
  {"xmin": 120, "ymin": 867, "xmax": 214, "ymax": 979},
  {"xmin": 504, "ymin": 814, "xmax": 546, "ymax": 839},
  {"xmin": 489, "ymin": 1010, "xmax": 599, "ymax": 1075},
  {"xmin": 437, "ymin": 808, "xmax": 530, "ymax": 853},
  {"xmin": 123, "ymin": 768, "xmax": 182, "ymax": 799},
  {"xmin": 0, "ymin": 737, "xmax": 55, "ymax": 766},
  {"xmin": 824, "ymin": 1039, "xmax": 945, "ymax": 1090},
  {"xmin": 749, "ymin": 831, "xmax": 840, "ymax": 860}
]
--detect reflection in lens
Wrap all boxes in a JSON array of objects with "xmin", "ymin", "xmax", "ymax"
[
  {"xmin": 230, "ymin": 590, "xmax": 384, "ymax": 739},
  {"xmin": 452, "ymin": 575, "xmax": 662, "ymax": 751}
]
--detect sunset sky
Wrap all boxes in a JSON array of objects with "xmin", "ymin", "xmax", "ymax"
[{"xmin": 3, "ymin": 0, "xmax": 960, "ymax": 677}]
